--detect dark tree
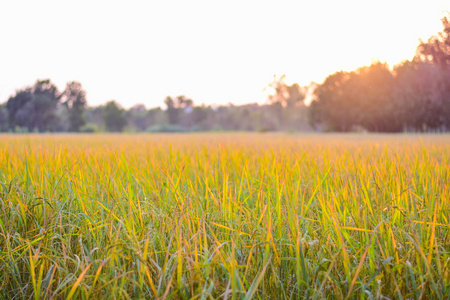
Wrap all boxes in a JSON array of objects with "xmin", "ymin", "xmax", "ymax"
[
  {"xmin": 0, "ymin": 104, "xmax": 7, "ymax": 132},
  {"xmin": 102, "ymin": 100, "xmax": 127, "ymax": 132},
  {"xmin": 312, "ymin": 63, "xmax": 397, "ymax": 132},
  {"xmin": 416, "ymin": 13, "xmax": 450, "ymax": 67},
  {"xmin": 395, "ymin": 61, "xmax": 450, "ymax": 130},
  {"xmin": 61, "ymin": 81, "xmax": 87, "ymax": 132},
  {"xmin": 6, "ymin": 79, "xmax": 60, "ymax": 132},
  {"xmin": 6, "ymin": 90, "xmax": 31, "ymax": 130},
  {"xmin": 414, "ymin": 13, "xmax": 450, "ymax": 130},
  {"xmin": 164, "ymin": 95, "xmax": 193, "ymax": 125},
  {"xmin": 127, "ymin": 104, "xmax": 149, "ymax": 131},
  {"xmin": 189, "ymin": 105, "xmax": 211, "ymax": 130},
  {"xmin": 164, "ymin": 96, "xmax": 179, "ymax": 125}
]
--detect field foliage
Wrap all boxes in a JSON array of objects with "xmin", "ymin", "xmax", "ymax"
[{"xmin": 0, "ymin": 133, "xmax": 449, "ymax": 299}]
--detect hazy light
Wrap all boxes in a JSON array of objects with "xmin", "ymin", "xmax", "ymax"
[{"xmin": 0, "ymin": 0, "xmax": 447, "ymax": 108}]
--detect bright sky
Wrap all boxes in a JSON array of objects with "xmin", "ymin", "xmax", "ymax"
[{"xmin": 0, "ymin": 1, "xmax": 448, "ymax": 108}]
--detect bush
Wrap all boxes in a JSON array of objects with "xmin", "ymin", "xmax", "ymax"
[
  {"xmin": 146, "ymin": 124, "xmax": 186, "ymax": 133},
  {"xmin": 80, "ymin": 123, "xmax": 99, "ymax": 133}
]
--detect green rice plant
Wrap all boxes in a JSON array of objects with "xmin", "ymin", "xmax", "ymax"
[{"xmin": 0, "ymin": 133, "xmax": 449, "ymax": 299}]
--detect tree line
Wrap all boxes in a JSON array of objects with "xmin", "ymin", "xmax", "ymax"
[
  {"xmin": 0, "ymin": 76, "xmax": 310, "ymax": 133},
  {"xmin": 1, "ymin": 14, "xmax": 449, "ymax": 133},
  {"xmin": 310, "ymin": 14, "xmax": 450, "ymax": 132}
]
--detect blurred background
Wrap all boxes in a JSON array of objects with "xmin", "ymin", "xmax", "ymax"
[{"xmin": 0, "ymin": 1, "xmax": 448, "ymax": 133}]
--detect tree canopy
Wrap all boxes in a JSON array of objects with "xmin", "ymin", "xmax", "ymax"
[
  {"xmin": 102, "ymin": 101, "xmax": 127, "ymax": 132},
  {"xmin": 6, "ymin": 79, "xmax": 61, "ymax": 132},
  {"xmin": 61, "ymin": 81, "xmax": 87, "ymax": 132},
  {"xmin": 309, "ymin": 13, "xmax": 450, "ymax": 132}
]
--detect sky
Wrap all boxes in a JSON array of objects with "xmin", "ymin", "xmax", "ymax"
[{"xmin": 0, "ymin": 1, "xmax": 448, "ymax": 108}]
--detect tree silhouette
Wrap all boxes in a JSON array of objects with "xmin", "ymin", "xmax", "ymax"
[
  {"xmin": 102, "ymin": 100, "xmax": 127, "ymax": 132},
  {"xmin": 416, "ymin": 13, "xmax": 450, "ymax": 67},
  {"xmin": 62, "ymin": 81, "xmax": 87, "ymax": 132},
  {"xmin": 6, "ymin": 79, "xmax": 60, "ymax": 132}
]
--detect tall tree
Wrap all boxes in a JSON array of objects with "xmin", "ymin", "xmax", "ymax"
[
  {"xmin": 312, "ymin": 63, "xmax": 396, "ymax": 132},
  {"xmin": 265, "ymin": 75, "xmax": 306, "ymax": 130},
  {"xmin": 0, "ymin": 104, "xmax": 7, "ymax": 132},
  {"xmin": 61, "ymin": 81, "xmax": 87, "ymax": 132},
  {"xmin": 164, "ymin": 96, "xmax": 179, "ymax": 125},
  {"xmin": 414, "ymin": 13, "xmax": 450, "ymax": 130},
  {"xmin": 102, "ymin": 100, "xmax": 127, "ymax": 132},
  {"xmin": 6, "ymin": 79, "xmax": 60, "ymax": 132},
  {"xmin": 416, "ymin": 13, "xmax": 450, "ymax": 67},
  {"xmin": 164, "ymin": 95, "xmax": 193, "ymax": 125},
  {"xmin": 127, "ymin": 104, "xmax": 149, "ymax": 131}
]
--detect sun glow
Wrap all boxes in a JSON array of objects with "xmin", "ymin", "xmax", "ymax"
[{"xmin": 0, "ymin": 0, "xmax": 448, "ymax": 107}]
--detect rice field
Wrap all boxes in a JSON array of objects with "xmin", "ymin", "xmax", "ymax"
[{"xmin": 0, "ymin": 133, "xmax": 449, "ymax": 299}]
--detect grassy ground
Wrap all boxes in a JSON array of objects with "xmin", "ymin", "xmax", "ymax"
[{"xmin": 0, "ymin": 133, "xmax": 449, "ymax": 299}]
